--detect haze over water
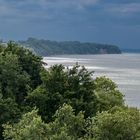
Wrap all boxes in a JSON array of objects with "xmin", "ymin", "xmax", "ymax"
[{"xmin": 43, "ymin": 53, "xmax": 140, "ymax": 109}]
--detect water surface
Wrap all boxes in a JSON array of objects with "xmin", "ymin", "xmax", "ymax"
[{"xmin": 43, "ymin": 54, "xmax": 140, "ymax": 108}]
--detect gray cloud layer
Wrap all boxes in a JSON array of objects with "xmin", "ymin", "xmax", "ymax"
[{"xmin": 0, "ymin": 0, "xmax": 140, "ymax": 48}]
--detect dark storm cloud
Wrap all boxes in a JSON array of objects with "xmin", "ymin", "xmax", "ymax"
[{"xmin": 0, "ymin": 0, "xmax": 140, "ymax": 49}]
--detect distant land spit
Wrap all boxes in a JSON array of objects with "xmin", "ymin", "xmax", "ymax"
[{"xmin": 18, "ymin": 38, "xmax": 121, "ymax": 56}]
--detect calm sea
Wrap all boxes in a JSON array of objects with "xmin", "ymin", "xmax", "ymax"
[{"xmin": 43, "ymin": 53, "xmax": 140, "ymax": 108}]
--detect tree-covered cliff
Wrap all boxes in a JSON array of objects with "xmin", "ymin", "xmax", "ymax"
[{"xmin": 19, "ymin": 38, "xmax": 121, "ymax": 56}]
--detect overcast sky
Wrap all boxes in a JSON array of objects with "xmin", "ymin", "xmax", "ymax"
[{"xmin": 0, "ymin": 0, "xmax": 140, "ymax": 49}]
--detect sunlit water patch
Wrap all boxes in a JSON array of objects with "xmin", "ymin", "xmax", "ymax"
[{"xmin": 43, "ymin": 54, "xmax": 140, "ymax": 108}]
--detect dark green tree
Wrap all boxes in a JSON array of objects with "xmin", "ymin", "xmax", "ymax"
[
  {"xmin": 0, "ymin": 42, "xmax": 44, "ymax": 139},
  {"xmin": 0, "ymin": 52, "xmax": 30, "ymax": 103},
  {"xmin": 0, "ymin": 98, "xmax": 21, "ymax": 140},
  {"xmin": 3, "ymin": 42, "xmax": 43, "ymax": 88},
  {"xmin": 26, "ymin": 64, "xmax": 97, "ymax": 122}
]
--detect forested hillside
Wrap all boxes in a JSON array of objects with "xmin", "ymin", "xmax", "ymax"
[
  {"xmin": 0, "ymin": 42, "xmax": 139, "ymax": 140},
  {"xmin": 19, "ymin": 38, "xmax": 121, "ymax": 56}
]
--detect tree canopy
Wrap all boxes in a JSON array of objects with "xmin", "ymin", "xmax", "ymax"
[
  {"xmin": 0, "ymin": 42, "xmax": 138, "ymax": 140},
  {"xmin": 87, "ymin": 107, "xmax": 140, "ymax": 140},
  {"xmin": 3, "ymin": 105, "xmax": 140, "ymax": 140}
]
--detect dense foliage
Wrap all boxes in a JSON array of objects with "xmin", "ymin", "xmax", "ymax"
[
  {"xmin": 0, "ymin": 42, "xmax": 43, "ymax": 139},
  {"xmin": 3, "ymin": 105, "xmax": 140, "ymax": 140},
  {"xmin": 0, "ymin": 42, "xmax": 139, "ymax": 140},
  {"xmin": 26, "ymin": 65, "xmax": 98, "ymax": 121},
  {"xmin": 19, "ymin": 38, "xmax": 121, "ymax": 56},
  {"xmin": 87, "ymin": 107, "xmax": 140, "ymax": 140}
]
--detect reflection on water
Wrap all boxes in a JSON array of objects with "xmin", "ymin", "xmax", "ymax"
[{"xmin": 43, "ymin": 53, "xmax": 140, "ymax": 108}]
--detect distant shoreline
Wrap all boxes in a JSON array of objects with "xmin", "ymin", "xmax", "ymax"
[{"xmin": 18, "ymin": 38, "xmax": 121, "ymax": 56}]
